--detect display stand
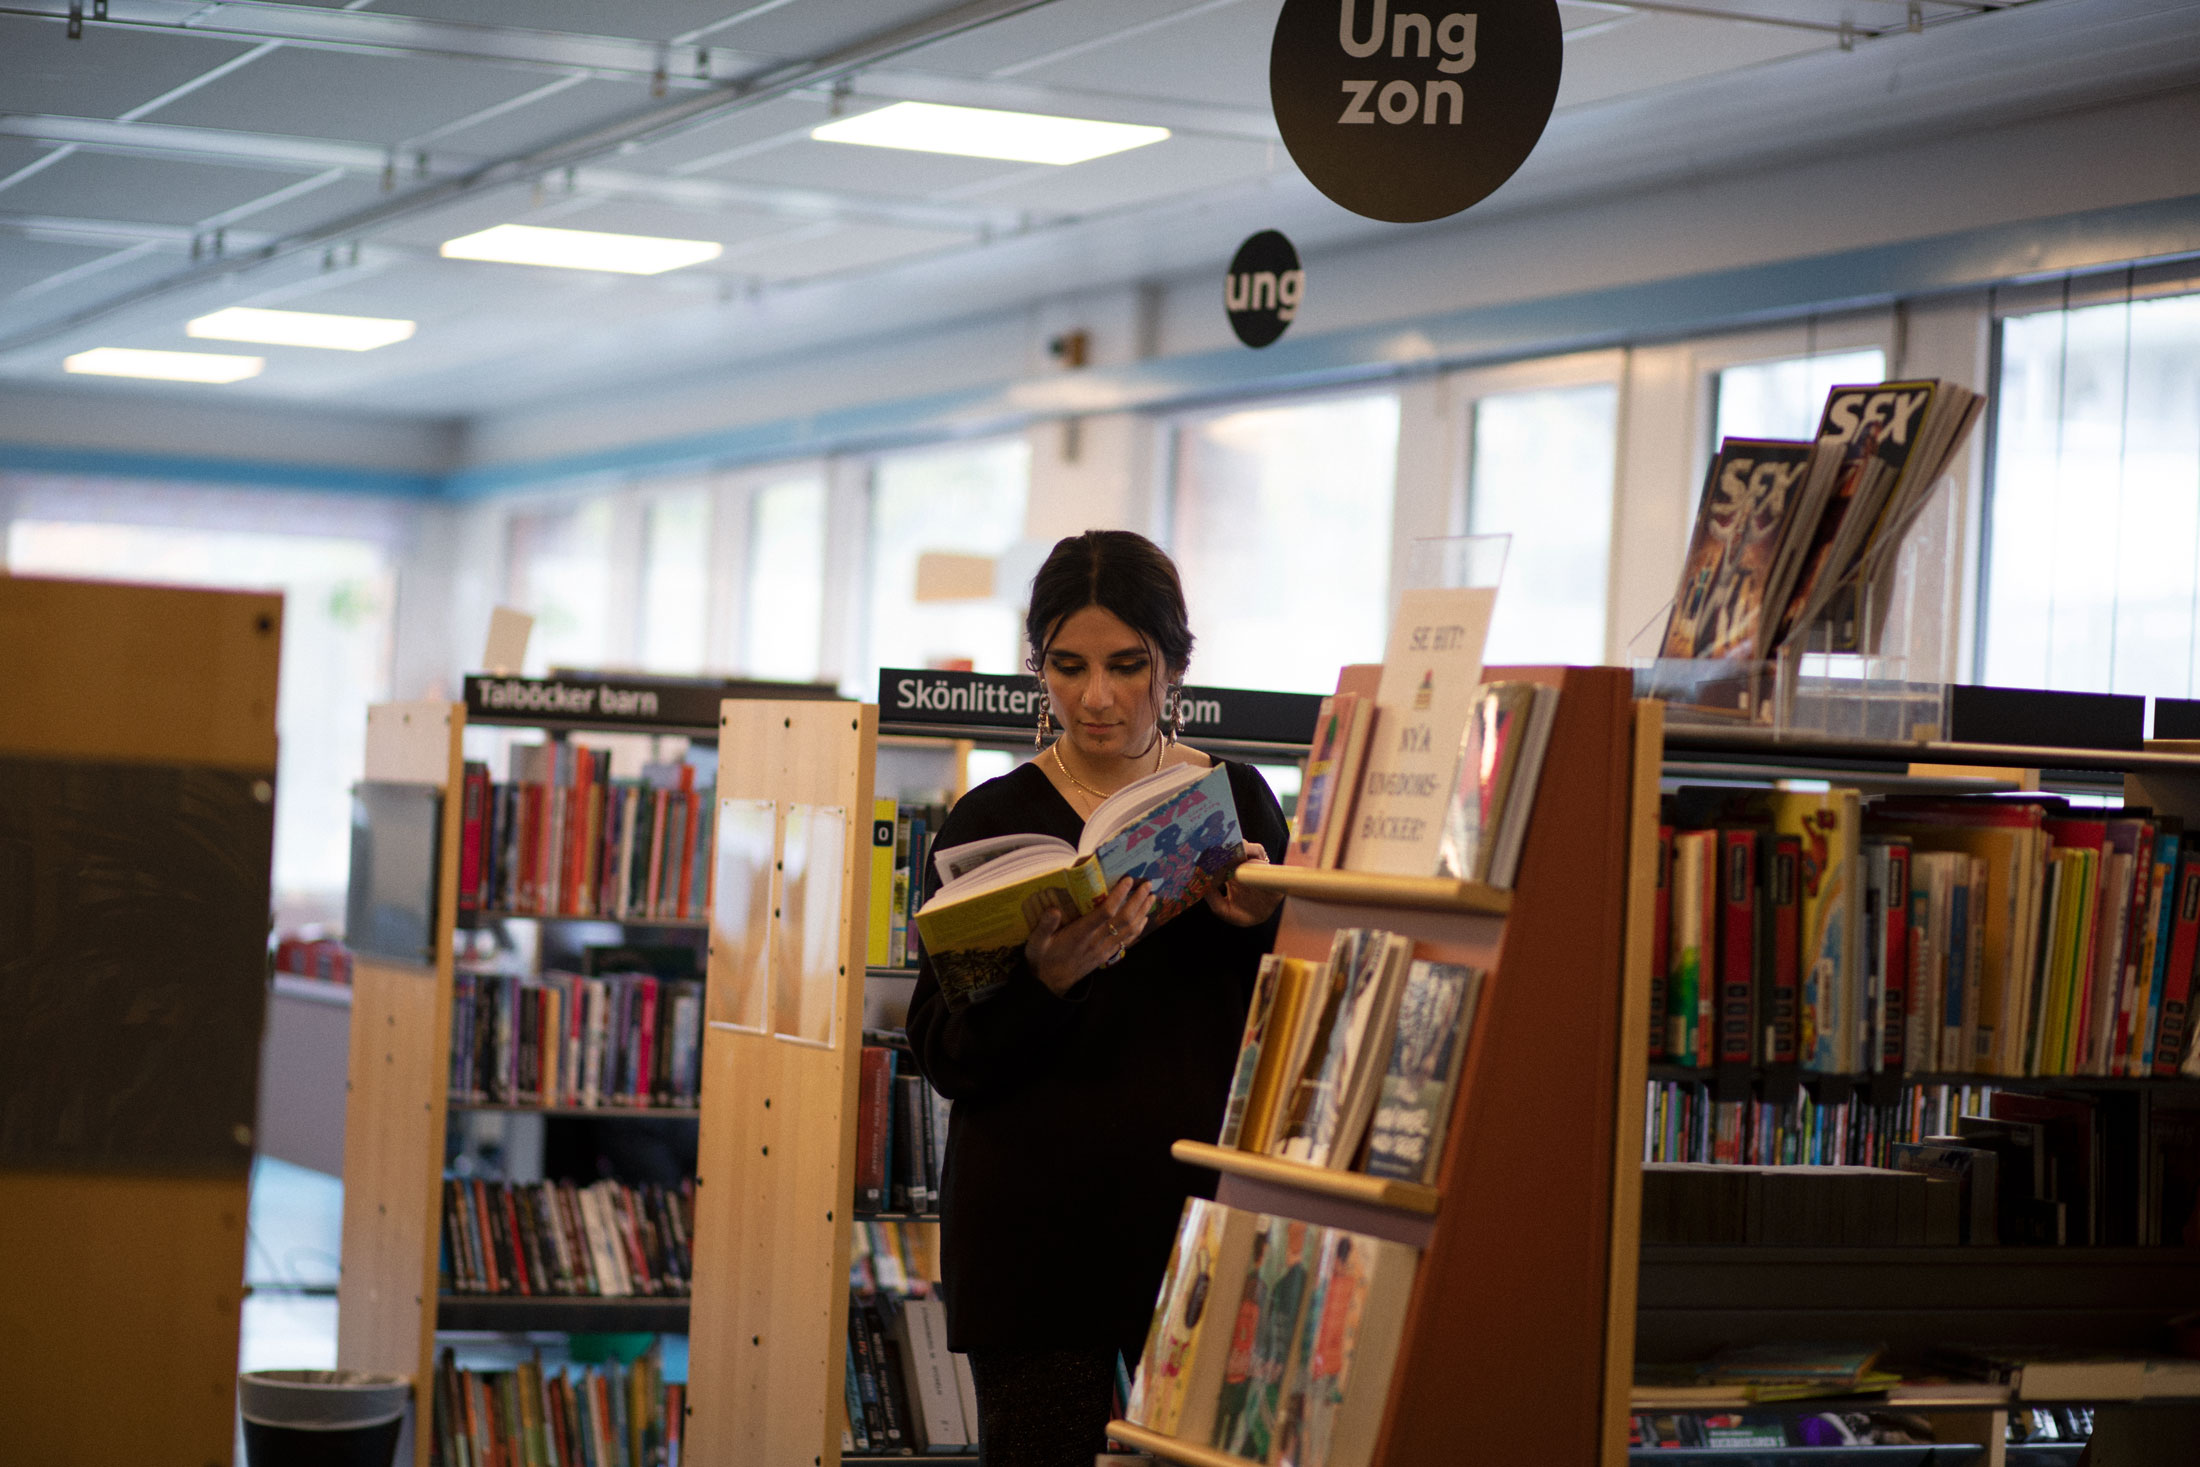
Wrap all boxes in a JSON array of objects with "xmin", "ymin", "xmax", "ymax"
[
  {"xmin": 0, "ymin": 576, "xmax": 281, "ymax": 1465},
  {"xmin": 1107, "ymin": 664, "xmax": 1644, "ymax": 1467}
]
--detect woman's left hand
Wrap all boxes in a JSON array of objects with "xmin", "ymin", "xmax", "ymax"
[{"xmin": 1205, "ymin": 842, "xmax": 1284, "ymax": 927}]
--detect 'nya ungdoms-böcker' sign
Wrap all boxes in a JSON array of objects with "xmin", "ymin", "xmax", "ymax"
[{"xmin": 1270, "ymin": 0, "xmax": 1562, "ymax": 224}]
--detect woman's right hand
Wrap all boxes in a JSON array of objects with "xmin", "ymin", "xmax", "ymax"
[{"xmin": 1026, "ymin": 877, "xmax": 1155, "ymax": 997}]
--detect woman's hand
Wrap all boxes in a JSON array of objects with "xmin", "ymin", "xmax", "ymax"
[
  {"xmin": 1205, "ymin": 842, "xmax": 1284, "ymax": 928},
  {"xmin": 1026, "ymin": 877, "xmax": 1155, "ymax": 997}
]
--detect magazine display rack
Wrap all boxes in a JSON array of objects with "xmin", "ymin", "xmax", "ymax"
[{"xmin": 1106, "ymin": 664, "xmax": 1648, "ymax": 1467}]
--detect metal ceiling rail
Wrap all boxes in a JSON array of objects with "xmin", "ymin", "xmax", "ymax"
[
  {"xmin": 0, "ymin": 115, "xmax": 1048, "ymax": 236},
  {"xmin": 1606, "ymin": 0, "xmax": 2022, "ymax": 38},
  {"xmin": 0, "ymin": 0, "xmax": 1071, "ymax": 357}
]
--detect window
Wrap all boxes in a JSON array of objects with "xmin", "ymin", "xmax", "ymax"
[
  {"xmin": 1170, "ymin": 392, "xmax": 1400, "ymax": 693},
  {"xmin": 5, "ymin": 518, "xmax": 394, "ymax": 918},
  {"xmin": 742, "ymin": 474, "xmax": 828, "ymax": 681},
  {"xmin": 1466, "ymin": 380, "xmax": 1619, "ymax": 664},
  {"xmin": 1982, "ymin": 290, "xmax": 2200, "ymax": 695},
  {"xmin": 637, "ymin": 488, "xmax": 710, "ymax": 674},
  {"xmin": 506, "ymin": 497, "xmax": 614, "ymax": 674},
  {"xmin": 866, "ymin": 438, "xmax": 1031, "ymax": 682},
  {"xmin": 1713, "ymin": 347, "xmax": 1888, "ymax": 445}
]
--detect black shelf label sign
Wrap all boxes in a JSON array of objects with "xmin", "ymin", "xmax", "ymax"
[
  {"xmin": 465, "ymin": 674, "xmax": 722, "ymax": 731},
  {"xmin": 1227, "ymin": 230, "xmax": 1304, "ymax": 348},
  {"xmin": 1270, "ymin": 0, "xmax": 1562, "ymax": 223},
  {"xmin": 878, "ymin": 668, "xmax": 1324, "ymax": 748}
]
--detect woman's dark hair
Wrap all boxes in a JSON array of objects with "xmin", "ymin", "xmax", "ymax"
[{"xmin": 1024, "ymin": 530, "xmax": 1195, "ymax": 680}]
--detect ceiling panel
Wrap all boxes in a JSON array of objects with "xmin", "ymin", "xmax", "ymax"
[
  {"xmin": 0, "ymin": 235, "xmax": 124, "ymax": 298},
  {"xmin": 256, "ymin": 257, "xmax": 616, "ymax": 325},
  {"xmin": 954, "ymin": 133, "xmax": 1274, "ymax": 217},
  {"xmin": 422, "ymin": 78, "xmax": 665, "ymax": 157},
  {"xmin": 628, "ymin": 95, "xmax": 835, "ymax": 173},
  {"xmin": 901, "ymin": 0, "xmax": 1247, "ymax": 80},
  {"xmin": 706, "ymin": 0, "xmax": 975, "ymax": 61},
  {"xmin": 0, "ymin": 249, "xmax": 194, "ymax": 351},
  {"xmin": 1558, "ymin": 13, "xmax": 1830, "ymax": 109},
  {"xmin": 705, "ymin": 135, "xmax": 1040, "ymax": 201},
  {"xmin": 211, "ymin": 174, "xmax": 398, "ymax": 241},
  {"xmin": 138, "ymin": 47, "xmax": 556, "ymax": 146},
  {"xmin": 531, "ymin": 197, "xmax": 795, "ymax": 251},
  {"xmin": 0, "ymin": 139, "xmax": 62, "ymax": 183},
  {"xmin": 361, "ymin": 2, "xmax": 757, "ymax": 44},
  {"xmin": 0, "ymin": 16, "xmax": 260, "ymax": 121},
  {"xmin": 724, "ymin": 220, "xmax": 968, "ymax": 283},
  {"xmin": 1009, "ymin": 0, "xmax": 1279, "ymax": 110},
  {"xmin": 0, "ymin": 151, "xmax": 319, "ymax": 227}
]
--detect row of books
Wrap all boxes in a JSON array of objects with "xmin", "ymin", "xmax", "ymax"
[
  {"xmin": 856, "ymin": 1043, "xmax": 949, "ymax": 1215},
  {"xmin": 450, "ymin": 970, "xmax": 703, "ymax": 1110},
  {"xmin": 1661, "ymin": 377, "xmax": 1985, "ymax": 663},
  {"xmin": 1126, "ymin": 1201, "xmax": 1417, "ymax": 1467},
  {"xmin": 867, "ymin": 799, "xmax": 949, "ymax": 970},
  {"xmin": 1652, "ymin": 788, "xmax": 2200, "ymax": 1080},
  {"xmin": 1289, "ymin": 678, "xmax": 1558, "ymax": 890},
  {"xmin": 1645, "ymin": 1077, "xmax": 2000, "ymax": 1169},
  {"xmin": 441, "ymin": 1177, "xmax": 693, "ymax": 1297},
  {"xmin": 1642, "ymin": 1161, "xmax": 1968, "ymax": 1246},
  {"xmin": 1647, "ymin": 1078, "xmax": 2200, "ymax": 1247},
  {"xmin": 1643, "ymin": 1342, "xmax": 2200, "ymax": 1407},
  {"xmin": 1217, "ymin": 931, "xmax": 1485, "ymax": 1184},
  {"xmin": 850, "ymin": 1217, "xmax": 941, "ymax": 1298},
  {"xmin": 842, "ymin": 1293, "xmax": 978, "ymax": 1456},
  {"xmin": 457, "ymin": 748, "xmax": 716, "ymax": 922},
  {"xmin": 430, "ymin": 1347, "xmax": 682, "ymax": 1467}
]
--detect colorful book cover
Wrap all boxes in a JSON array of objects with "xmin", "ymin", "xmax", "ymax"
[
  {"xmin": 1288, "ymin": 695, "xmax": 1347, "ymax": 868},
  {"xmin": 1766, "ymin": 790, "xmax": 1861, "ymax": 1072},
  {"xmin": 1213, "ymin": 1216, "xmax": 1318, "ymax": 1464},
  {"xmin": 1660, "ymin": 438, "xmax": 1814, "ymax": 662},
  {"xmin": 1668, "ymin": 831, "xmax": 1712, "ymax": 1066},
  {"xmin": 1131, "ymin": 1201, "xmax": 1255, "ymax": 1438},
  {"xmin": 1286, "ymin": 1231, "xmax": 1419, "ymax": 1467},
  {"xmin": 1364, "ymin": 960, "xmax": 1484, "ymax": 1184},
  {"xmin": 1218, "ymin": 956, "xmax": 1287, "ymax": 1149}
]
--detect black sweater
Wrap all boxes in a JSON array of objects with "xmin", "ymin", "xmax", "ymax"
[{"xmin": 905, "ymin": 757, "xmax": 1289, "ymax": 1356}]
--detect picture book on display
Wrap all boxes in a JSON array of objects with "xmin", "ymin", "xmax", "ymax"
[
  {"xmin": 1217, "ymin": 928, "xmax": 1487, "ymax": 1182},
  {"xmin": 1433, "ymin": 680, "xmax": 1559, "ymax": 889},
  {"xmin": 1130, "ymin": 1202, "xmax": 1418, "ymax": 1467},
  {"xmin": 915, "ymin": 761, "xmax": 1245, "ymax": 1009}
]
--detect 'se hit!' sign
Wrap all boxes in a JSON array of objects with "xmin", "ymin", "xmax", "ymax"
[{"xmin": 1271, "ymin": 0, "xmax": 1562, "ymax": 223}]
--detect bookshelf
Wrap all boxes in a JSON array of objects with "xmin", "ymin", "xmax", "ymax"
[
  {"xmin": 1619, "ymin": 705, "xmax": 2200, "ymax": 1465},
  {"xmin": 1107, "ymin": 662, "xmax": 1644, "ymax": 1467},
  {"xmin": 338, "ymin": 677, "xmax": 785, "ymax": 1465},
  {"xmin": 0, "ymin": 576, "xmax": 280, "ymax": 1466}
]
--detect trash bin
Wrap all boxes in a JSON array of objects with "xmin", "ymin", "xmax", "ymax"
[{"xmin": 238, "ymin": 1370, "xmax": 410, "ymax": 1467}]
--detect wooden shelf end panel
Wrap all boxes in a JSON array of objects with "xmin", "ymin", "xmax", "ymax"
[
  {"xmin": 1171, "ymin": 1140, "xmax": 1440, "ymax": 1216},
  {"xmin": 1234, "ymin": 863, "xmax": 1511, "ymax": 916},
  {"xmin": 1107, "ymin": 1419, "xmax": 1266, "ymax": 1467}
]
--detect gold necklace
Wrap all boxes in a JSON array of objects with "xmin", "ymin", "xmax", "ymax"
[{"xmin": 1052, "ymin": 739, "xmax": 1160, "ymax": 804}]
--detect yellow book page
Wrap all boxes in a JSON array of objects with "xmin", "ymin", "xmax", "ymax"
[
  {"xmin": 915, "ymin": 855, "xmax": 1109, "ymax": 953},
  {"xmin": 1243, "ymin": 959, "xmax": 1316, "ymax": 1152}
]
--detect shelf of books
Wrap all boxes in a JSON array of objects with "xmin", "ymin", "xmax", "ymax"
[
  {"xmin": 1109, "ymin": 662, "xmax": 1643, "ymax": 1467},
  {"xmin": 338, "ymin": 676, "xmax": 759, "ymax": 1467},
  {"xmin": 1618, "ymin": 690, "xmax": 2200, "ymax": 1464}
]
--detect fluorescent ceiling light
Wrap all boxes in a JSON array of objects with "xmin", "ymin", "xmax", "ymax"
[
  {"xmin": 64, "ymin": 347, "xmax": 263, "ymax": 383},
  {"xmin": 439, "ymin": 223, "xmax": 722, "ymax": 275},
  {"xmin": 188, "ymin": 306, "xmax": 416, "ymax": 351},
  {"xmin": 812, "ymin": 101, "xmax": 1168, "ymax": 166}
]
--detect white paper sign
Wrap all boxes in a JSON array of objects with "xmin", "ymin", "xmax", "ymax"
[{"xmin": 1342, "ymin": 586, "xmax": 1497, "ymax": 876}]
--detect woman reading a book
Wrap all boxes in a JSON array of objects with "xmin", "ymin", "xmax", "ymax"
[{"xmin": 907, "ymin": 529, "xmax": 1290, "ymax": 1467}]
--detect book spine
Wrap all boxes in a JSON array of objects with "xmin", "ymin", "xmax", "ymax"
[
  {"xmin": 1650, "ymin": 825, "xmax": 1671, "ymax": 1062},
  {"xmin": 1716, "ymin": 829, "xmax": 1756, "ymax": 1071},
  {"xmin": 459, "ymin": 763, "xmax": 486, "ymax": 911},
  {"xmin": 1883, "ymin": 842, "xmax": 1911, "ymax": 1074},
  {"xmin": 2155, "ymin": 854, "xmax": 2200, "ymax": 1076},
  {"xmin": 1769, "ymin": 834, "xmax": 1802, "ymax": 1068}
]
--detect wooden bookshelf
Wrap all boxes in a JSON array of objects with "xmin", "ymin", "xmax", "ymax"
[{"xmin": 1110, "ymin": 664, "xmax": 1642, "ymax": 1467}]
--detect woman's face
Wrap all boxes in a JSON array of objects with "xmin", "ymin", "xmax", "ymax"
[{"xmin": 1041, "ymin": 603, "xmax": 1168, "ymax": 762}]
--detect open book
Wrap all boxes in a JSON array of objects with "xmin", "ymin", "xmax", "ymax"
[{"xmin": 916, "ymin": 761, "xmax": 1246, "ymax": 1010}]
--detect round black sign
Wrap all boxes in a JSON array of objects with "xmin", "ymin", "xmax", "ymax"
[
  {"xmin": 1270, "ymin": 0, "xmax": 1563, "ymax": 224},
  {"xmin": 1225, "ymin": 231, "xmax": 1303, "ymax": 349}
]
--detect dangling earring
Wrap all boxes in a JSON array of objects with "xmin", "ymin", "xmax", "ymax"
[
  {"xmin": 1034, "ymin": 697, "xmax": 1052, "ymax": 748},
  {"xmin": 1169, "ymin": 684, "xmax": 1185, "ymax": 744}
]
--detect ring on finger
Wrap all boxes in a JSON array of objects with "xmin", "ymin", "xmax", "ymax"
[{"xmin": 1104, "ymin": 945, "xmax": 1126, "ymax": 966}]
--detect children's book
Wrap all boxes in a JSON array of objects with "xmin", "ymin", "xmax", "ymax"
[
  {"xmin": 1131, "ymin": 1201, "xmax": 1261, "ymax": 1440},
  {"xmin": 1363, "ymin": 960, "xmax": 1486, "ymax": 1184},
  {"xmin": 1213, "ymin": 1216, "xmax": 1319, "ymax": 1464},
  {"xmin": 1283, "ymin": 1230, "xmax": 1419, "ymax": 1467},
  {"xmin": 916, "ymin": 761, "xmax": 1245, "ymax": 1009},
  {"xmin": 1273, "ymin": 930, "xmax": 1413, "ymax": 1168}
]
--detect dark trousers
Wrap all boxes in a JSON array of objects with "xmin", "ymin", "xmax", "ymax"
[{"xmin": 964, "ymin": 1346, "xmax": 1117, "ymax": 1467}]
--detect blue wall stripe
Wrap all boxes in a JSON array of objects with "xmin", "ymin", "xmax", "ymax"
[
  {"xmin": 0, "ymin": 442, "xmax": 443, "ymax": 498},
  {"xmin": 11, "ymin": 191, "xmax": 2200, "ymax": 503}
]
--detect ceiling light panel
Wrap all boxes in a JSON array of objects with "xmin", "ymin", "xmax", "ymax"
[
  {"xmin": 188, "ymin": 307, "xmax": 416, "ymax": 351},
  {"xmin": 439, "ymin": 223, "xmax": 725, "ymax": 274},
  {"xmin": 811, "ymin": 101, "xmax": 1168, "ymax": 165},
  {"xmin": 64, "ymin": 348, "xmax": 264, "ymax": 383}
]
